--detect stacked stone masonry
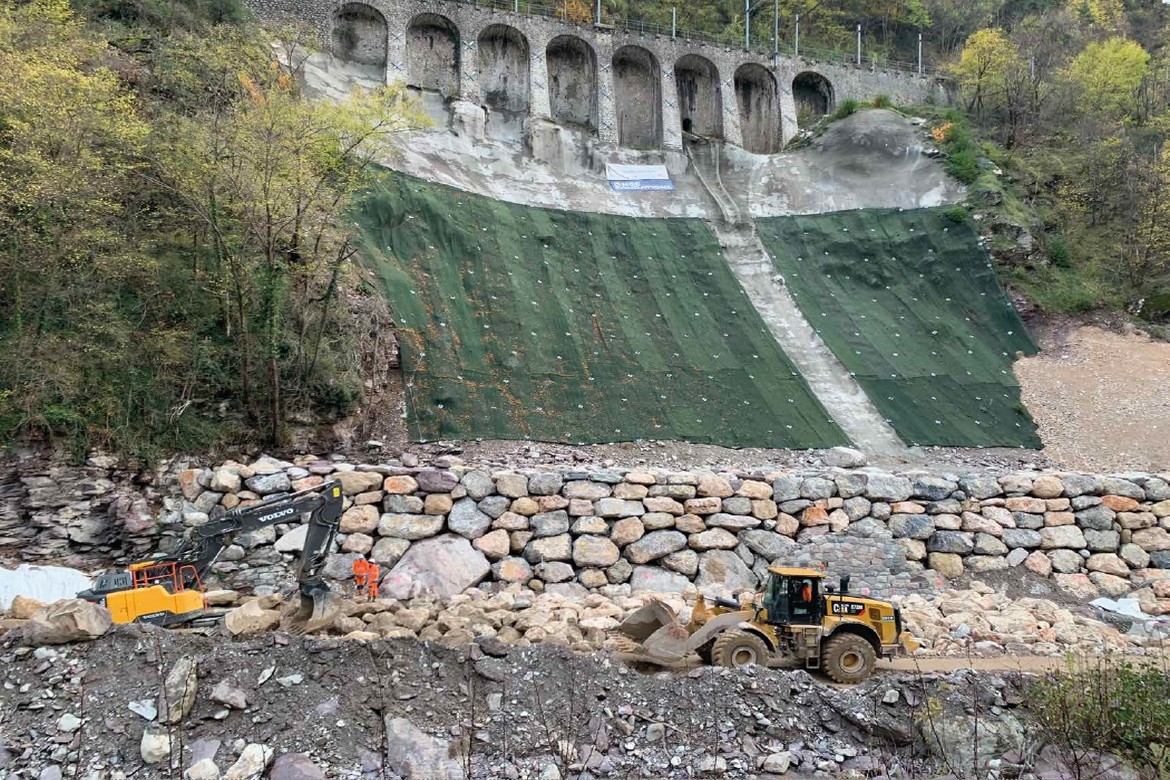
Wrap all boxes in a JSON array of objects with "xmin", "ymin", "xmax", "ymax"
[
  {"xmin": 246, "ymin": 0, "xmax": 944, "ymax": 150},
  {"xmin": 5, "ymin": 453, "xmax": 1167, "ymax": 619}
]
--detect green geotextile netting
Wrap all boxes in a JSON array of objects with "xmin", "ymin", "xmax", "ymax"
[
  {"xmin": 355, "ymin": 171, "xmax": 847, "ymax": 448},
  {"xmin": 757, "ymin": 208, "xmax": 1041, "ymax": 448}
]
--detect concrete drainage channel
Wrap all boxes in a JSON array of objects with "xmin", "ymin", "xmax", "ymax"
[{"xmin": 685, "ymin": 142, "xmax": 907, "ymax": 457}]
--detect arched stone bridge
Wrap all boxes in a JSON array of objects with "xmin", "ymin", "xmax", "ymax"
[{"xmin": 253, "ymin": 0, "xmax": 944, "ymax": 151}]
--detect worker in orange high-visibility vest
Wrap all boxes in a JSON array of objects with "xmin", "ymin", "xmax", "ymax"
[
  {"xmin": 352, "ymin": 558, "xmax": 370, "ymax": 597},
  {"xmin": 365, "ymin": 563, "xmax": 380, "ymax": 600}
]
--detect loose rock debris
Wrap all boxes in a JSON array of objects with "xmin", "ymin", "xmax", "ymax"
[{"xmin": 0, "ymin": 626, "xmax": 1044, "ymax": 780}]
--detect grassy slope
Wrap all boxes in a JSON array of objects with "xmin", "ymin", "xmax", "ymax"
[
  {"xmin": 758, "ymin": 207, "xmax": 1042, "ymax": 448},
  {"xmin": 355, "ymin": 170, "xmax": 847, "ymax": 448}
]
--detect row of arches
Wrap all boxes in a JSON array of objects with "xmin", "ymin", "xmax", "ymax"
[{"xmin": 331, "ymin": 4, "xmax": 837, "ymax": 152}]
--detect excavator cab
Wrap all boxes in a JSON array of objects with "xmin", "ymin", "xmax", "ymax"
[{"xmin": 78, "ymin": 560, "xmax": 207, "ymax": 626}]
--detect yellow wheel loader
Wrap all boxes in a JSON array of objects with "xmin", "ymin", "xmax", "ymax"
[
  {"xmin": 610, "ymin": 567, "xmax": 920, "ymax": 684},
  {"xmin": 77, "ymin": 481, "xmax": 346, "ymax": 632}
]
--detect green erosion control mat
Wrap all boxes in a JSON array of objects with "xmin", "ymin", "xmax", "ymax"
[
  {"xmin": 757, "ymin": 208, "xmax": 1040, "ymax": 448},
  {"xmin": 355, "ymin": 172, "xmax": 846, "ymax": 447}
]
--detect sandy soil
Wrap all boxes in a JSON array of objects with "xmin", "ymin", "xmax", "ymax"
[{"xmin": 1016, "ymin": 322, "xmax": 1170, "ymax": 473}]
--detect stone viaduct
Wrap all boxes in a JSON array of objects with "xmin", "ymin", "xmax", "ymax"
[{"xmin": 253, "ymin": 0, "xmax": 945, "ymax": 152}]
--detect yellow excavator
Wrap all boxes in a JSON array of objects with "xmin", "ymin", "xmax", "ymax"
[
  {"xmin": 77, "ymin": 481, "xmax": 345, "ymax": 631},
  {"xmin": 609, "ymin": 567, "xmax": 920, "ymax": 684}
]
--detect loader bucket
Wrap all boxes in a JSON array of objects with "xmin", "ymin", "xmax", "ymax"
[
  {"xmin": 291, "ymin": 586, "xmax": 345, "ymax": 634},
  {"xmin": 614, "ymin": 600, "xmax": 682, "ymax": 643},
  {"xmin": 897, "ymin": 630, "xmax": 921, "ymax": 655},
  {"xmin": 609, "ymin": 599, "xmax": 699, "ymax": 666}
]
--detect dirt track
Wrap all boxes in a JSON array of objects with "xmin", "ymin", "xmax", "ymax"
[{"xmin": 1016, "ymin": 322, "xmax": 1170, "ymax": 473}]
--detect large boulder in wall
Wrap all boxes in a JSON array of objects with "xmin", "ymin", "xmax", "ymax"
[
  {"xmin": 695, "ymin": 550, "xmax": 759, "ymax": 597},
  {"xmin": 381, "ymin": 535, "xmax": 490, "ymax": 600}
]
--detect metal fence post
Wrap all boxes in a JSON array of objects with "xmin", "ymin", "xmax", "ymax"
[
  {"xmin": 918, "ymin": 33, "xmax": 922, "ymax": 75},
  {"xmin": 672, "ymin": 6, "xmax": 676, "ymax": 38},
  {"xmin": 772, "ymin": 0, "xmax": 778, "ymax": 58},
  {"xmin": 595, "ymin": 0, "xmax": 601, "ymax": 24},
  {"xmin": 856, "ymin": 24, "xmax": 861, "ymax": 65},
  {"xmin": 745, "ymin": 0, "xmax": 750, "ymax": 50},
  {"xmin": 794, "ymin": 13, "xmax": 799, "ymax": 57}
]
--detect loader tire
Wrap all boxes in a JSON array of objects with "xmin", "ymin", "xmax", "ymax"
[
  {"xmin": 821, "ymin": 634, "xmax": 876, "ymax": 684},
  {"xmin": 711, "ymin": 630, "xmax": 769, "ymax": 668}
]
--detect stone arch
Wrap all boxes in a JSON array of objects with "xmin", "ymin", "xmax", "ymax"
[
  {"xmin": 546, "ymin": 35, "xmax": 597, "ymax": 130},
  {"xmin": 478, "ymin": 24, "xmax": 530, "ymax": 116},
  {"xmin": 613, "ymin": 45, "xmax": 662, "ymax": 149},
  {"xmin": 793, "ymin": 71, "xmax": 835, "ymax": 126},
  {"xmin": 735, "ymin": 64, "xmax": 780, "ymax": 154},
  {"xmin": 331, "ymin": 3, "xmax": 387, "ymax": 68},
  {"xmin": 406, "ymin": 13, "xmax": 459, "ymax": 97},
  {"xmin": 674, "ymin": 54, "xmax": 722, "ymax": 139}
]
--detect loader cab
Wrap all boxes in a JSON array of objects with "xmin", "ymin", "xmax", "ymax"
[{"xmin": 761, "ymin": 567, "xmax": 825, "ymax": 626}]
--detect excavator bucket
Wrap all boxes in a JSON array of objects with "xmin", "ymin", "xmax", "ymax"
[{"xmin": 290, "ymin": 586, "xmax": 345, "ymax": 634}]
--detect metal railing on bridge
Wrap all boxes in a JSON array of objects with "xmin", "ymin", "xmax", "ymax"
[{"xmin": 452, "ymin": 0, "xmax": 937, "ymax": 76}]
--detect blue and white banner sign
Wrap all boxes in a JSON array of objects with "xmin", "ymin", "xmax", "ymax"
[{"xmin": 606, "ymin": 163, "xmax": 675, "ymax": 192}]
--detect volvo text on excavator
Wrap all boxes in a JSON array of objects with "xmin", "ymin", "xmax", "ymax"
[{"xmin": 77, "ymin": 481, "xmax": 345, "ymax": 630}]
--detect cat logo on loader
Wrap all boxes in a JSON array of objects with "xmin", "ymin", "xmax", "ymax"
[{"xmin": 608, "ymin": 567, "xmax": 920, "ymax": 684}]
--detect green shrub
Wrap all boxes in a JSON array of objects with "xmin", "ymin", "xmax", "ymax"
[
  {"xmin": 946, "ymin": 148, "xmax": 981, "ymax": 184},
  {"xmin": 871, "ymin": 94, "xmax": 893, "ymax": 109},
  {"xmin": 943, "ymin": 205, "xmax": 968, "ymax": 223},
  {"xmin": 832, "ymin": 99, "xmax": 862, "ymax": 120},
  {"xmin": 1027, "ymin": 656, "xmax": 1170, "ymax": 780},
  {"xmin": 1011, "ymin": 263, "xmax": 1114, "ymax": 314},
  {"xmin": 1046, "ymin": 235, "xmax": 1071, "ymax": 268}
]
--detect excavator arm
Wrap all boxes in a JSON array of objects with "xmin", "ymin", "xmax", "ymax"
[
  {"xmin": 79, "ymin": 481, "xmax": 345, "ymax": 629},
  {"xmin": 168, "ymin": 480, "xmax": 344, "ymax": 591}
]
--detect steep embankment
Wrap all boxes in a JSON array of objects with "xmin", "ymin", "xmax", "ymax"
[
  {"xmin": 355, "ymin": 171, "xmax": 847, "ymax": 448},
  {"xmin": 349, "ymin": 100, "xmax": 1044, "ymax": 452},
  {"xmin": 757, "ymin": 208, "xmax": 1040, "ymax": 448}
]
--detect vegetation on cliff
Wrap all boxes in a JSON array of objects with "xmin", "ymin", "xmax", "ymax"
[{"xmin": 0, "ymin": 0, "xmax": 422, "ymax": 457}]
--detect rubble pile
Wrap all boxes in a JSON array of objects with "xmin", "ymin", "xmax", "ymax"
[{"xmin": 0, "ymin": 625, "xmax": 1038, "ymax": 780}]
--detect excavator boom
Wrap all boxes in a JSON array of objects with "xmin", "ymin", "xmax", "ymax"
[{"xmin": 79, "ymin": 481, "xmax": 346, "ymax": 629}]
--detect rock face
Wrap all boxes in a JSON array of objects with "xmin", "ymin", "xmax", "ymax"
[
  {"xmin": 695, "ymin": 550, "xmax": 758, "ymax": 595},
  {"xmin": 223, "ymin": 744, "xmax": 273, "ymax": 780},
  {"xmin": 140, "ymin": 728, "xmax": 172, "ymax": 764},
  {"xmin": 268, "ymin": 754, "xmax": 325, "ymax": 780},
  {"xmin": 159, "ymin": 655, "xmax": 198, "ymax": 725},
  {"xmin": 381, "ymin": 535, "xmax": 490, "ymax": 600},
  {"xmin": 21, "ymin": 599, "xmax": 111, "ymax": 645},
  {"xmin": 384, "ymin": 717, "xmax": 464, "ymax": 779},
  {"xmin": 920, "ymin": 711, "xmax": 1026, "ymax": 778}
]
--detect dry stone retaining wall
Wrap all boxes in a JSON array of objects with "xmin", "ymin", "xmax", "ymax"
[{"xmin": 6, "ymin": 452, "xmax": 1166, "ymax": 616}]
